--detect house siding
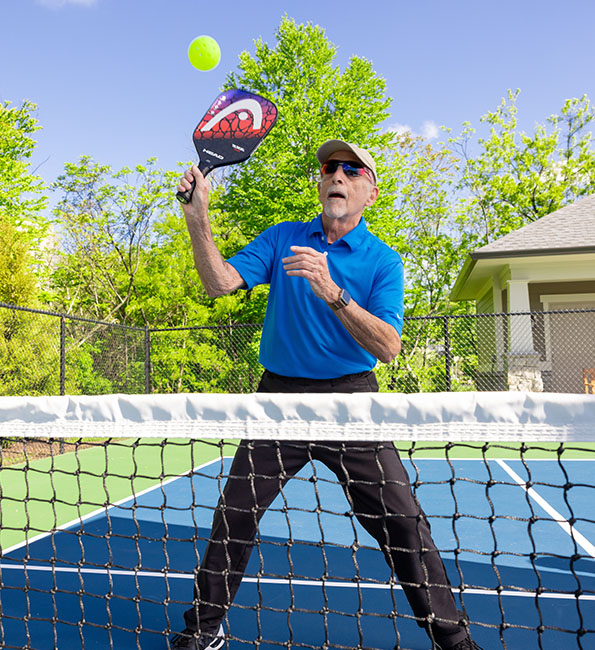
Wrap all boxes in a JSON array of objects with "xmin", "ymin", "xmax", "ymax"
[{"xmin": 529, "ymin": 281, "xmax": 595, "ymax": 310}]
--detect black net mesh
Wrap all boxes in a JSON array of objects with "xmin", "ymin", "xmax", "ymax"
[{"xmin": 1, "ymin": 432, "xmax": 593, "ymax": 650}]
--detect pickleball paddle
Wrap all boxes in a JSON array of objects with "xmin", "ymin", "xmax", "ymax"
[{"xmin": 176, "ymin": 88, "xmax": 278, "ymax": 204}]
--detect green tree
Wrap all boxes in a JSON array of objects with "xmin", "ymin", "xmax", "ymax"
[
  {"xmin": 50, "ymin": 158, "xmax": 185, "ymax": 393},
  {"xmin": 369, "ymin": 133, "xmax": 472, "ymax": 392},
  {"xmin": 0, "ymin": 100, "xmax": 48, "ymax": 237},
  {"xmin": 51, "ymin": 157, "xmax": 180, "ymax": 324},
  {"xmin": 0, "ymin": 215, "xmax": 38, "ymax": 306},
  {"xmin": 0, "ymin": 215, "xmax": 61, "ymax": 396},
  {"xmin": 369, "ymin": 132, "xmax": 462, "ymax": 317},
  {"xmin": 451, "ymin": 91, "xmax": 595, "ymax": 248}
]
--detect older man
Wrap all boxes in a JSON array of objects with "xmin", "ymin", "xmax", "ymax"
[{"xmin": 171, "ymin": 140, "xmax": 482, "ymax": 650}]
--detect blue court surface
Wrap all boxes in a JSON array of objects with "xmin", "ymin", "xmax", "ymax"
[{"xmin": 2, "ymin": 452, "xmax": 594, "ymax": 650}]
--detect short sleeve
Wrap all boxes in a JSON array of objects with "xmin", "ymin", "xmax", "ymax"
[
  {"xmin": 226, "ymin": 224, "xmax": 280, "ymax": 289},
  {"xmin": 366, "ymin": 253, "xmax": 404, "ymax": 335}
]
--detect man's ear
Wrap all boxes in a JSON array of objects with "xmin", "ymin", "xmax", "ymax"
[{"xmin": 365, "ymin": 185, "xmax": 379, "ymax": 207}]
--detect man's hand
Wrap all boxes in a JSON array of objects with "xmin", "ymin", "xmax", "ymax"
[
  {"xmin": 178, "ymin": 165, "xmax": 210, "ymax": 227},
  {"xmin": 282, "ymin": 246, "xmax": 340, "ymax": 304}
]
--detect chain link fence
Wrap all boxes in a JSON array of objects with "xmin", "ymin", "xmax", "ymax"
[
  {"xmin": 148, "ymin": 323, "xmax": 262, "ymax": 394},
  {"xmin": 385, "ymin": 308, "xmax": 595, "ymax": 394},
  {"xmin": 1, "ymin": 303, "xmax": 594, "ymax": 395},
  {"xmin": 0, "ymin": 303, "xmax": 147, "ymax": 396}
]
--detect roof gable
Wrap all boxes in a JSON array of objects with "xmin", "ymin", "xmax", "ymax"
[{"xmin": 472, "ymin": 194, "xmax": 595, "ymax": 259}]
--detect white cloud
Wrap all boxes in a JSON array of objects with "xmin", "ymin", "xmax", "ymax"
[
  {"xmin": 386, "ymin": 122, "xmax": 413, "ymax": 136},
  {"xmin": 385, "ymin": 120, "xmax": 440, "ymax": 140},
  {"xmin": 421, "ymin": 120, "xmax": 439, "ymax": 140},
  {"xmin": 36, "ymin": 0, "xmax": 97, "ymax": 8}
]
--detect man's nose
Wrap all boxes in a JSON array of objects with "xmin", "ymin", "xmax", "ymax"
[{"xmin": 330, "ymin": 167, "xmax": 346, "ymax": 181}]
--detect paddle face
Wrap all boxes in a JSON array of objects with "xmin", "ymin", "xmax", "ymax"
[{"xmin": 176, "ymin": 89, "xmax": 278, "ymax": 204}]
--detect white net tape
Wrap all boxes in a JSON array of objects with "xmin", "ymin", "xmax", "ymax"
[{"xmin": 0, "ymin": 391, "xmax": 593, "ymax": 441}]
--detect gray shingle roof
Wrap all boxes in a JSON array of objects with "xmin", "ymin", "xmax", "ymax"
[{"xmin": 472, "ymin": 194, "xmax": 595, "ymax": 258}]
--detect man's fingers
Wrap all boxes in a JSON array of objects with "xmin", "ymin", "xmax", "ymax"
[
  {"xmin": 178, "ymin": 165, "xmax": 205, "ymax": 193},
  {"xmin": 178, "ymin": 177, "xmax": 192, "ymax": 192},
  {"xmin": 282, "ymin": 247, "xmax": 328, "ymax": 265},
  {"xmin": 282, "ymin": 256, "xmax": 319, "ymax": 270},
  {"xmin": 289, "ymin": 245, "xmax": 319, "ymax": 255}
]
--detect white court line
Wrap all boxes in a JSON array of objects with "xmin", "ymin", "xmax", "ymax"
[
  {"xmin": 496, "ymin": 459, "xmax": 595, "ymax": 559},
  {"xmin": 1, "ymin": 563, "xmax": 593, "ymax": 602}
]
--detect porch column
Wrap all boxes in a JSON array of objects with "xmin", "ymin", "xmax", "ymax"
[
  {"xmin": 506, "ymin": 279, "xmax": 543, "ymax": 391},
  {"xmin": 492, "ymin": 275, "xmax": 506, "ymax": 372},
  {"xmin": 507, "ymin": 280, "xmax": 534, "ymax": 354}
]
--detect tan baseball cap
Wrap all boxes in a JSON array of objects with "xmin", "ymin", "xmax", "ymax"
[{"xmin": 316, "ymin": 139, "xmax": 377, "ymax": 183}]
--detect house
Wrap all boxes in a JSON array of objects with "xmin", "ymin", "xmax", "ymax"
[{"xmin": 450, "ymin": 195, "xmax": 595, "ymax": 393}]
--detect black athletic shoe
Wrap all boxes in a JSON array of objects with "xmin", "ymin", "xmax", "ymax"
[
  {"xmin": 434, "ymin": 637, "xmax": 483, "ymax": 650},
  {"xmin": 170, "ymin": 625, "xmax": 225, "ymax": 650}
]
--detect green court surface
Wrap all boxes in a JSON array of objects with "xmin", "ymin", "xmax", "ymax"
[{"xmin": 0, "ymin": 438, "xmax": 239, "ymax": 551}]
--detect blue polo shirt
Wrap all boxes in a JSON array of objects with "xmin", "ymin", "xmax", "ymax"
[{"xmin": 227, "ymin": 214, "xmax": 404, "ymax": 379}]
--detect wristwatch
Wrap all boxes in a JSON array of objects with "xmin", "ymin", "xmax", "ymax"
[{"xmin": 328, "ymin": 288, "xmax": 351, "ymax": 312}]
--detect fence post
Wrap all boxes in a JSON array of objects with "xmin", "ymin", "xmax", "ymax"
[
  {"xmin": 443, "ymin": 315, "xmax": 452, "ymax": 392},
  {"xmin": 144, "ymin": 326, "xmax": 151, "ymax": 394},
  {"xmin": 60, "ymin": 316, "xmax": 66, "ymax": 396}
]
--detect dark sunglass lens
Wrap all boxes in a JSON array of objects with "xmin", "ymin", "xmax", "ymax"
[
  {"xmin": 343, "ymin": 165, "xmax": 362, "ymax": 177},
  {"xmin": 321, "ymin": 160, "xmax": 365, "ymax": 177},
  {"xmin": 323, "ymin": 160, "xmax": 340, "ymax": 174}
]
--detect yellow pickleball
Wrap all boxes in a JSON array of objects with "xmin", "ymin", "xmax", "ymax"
[{"xmin": 188, "ymin": 35, "xmax": 221, "ymax": 71}]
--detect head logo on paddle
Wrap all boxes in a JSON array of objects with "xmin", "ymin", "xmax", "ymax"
[{"xmin": 176, "ymin": 89, "xmax": 278, "ymax": 204}]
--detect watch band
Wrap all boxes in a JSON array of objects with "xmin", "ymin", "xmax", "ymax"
[{"xmin": 329, "ymin": 288, "xmax": 351, "ymax": 312}]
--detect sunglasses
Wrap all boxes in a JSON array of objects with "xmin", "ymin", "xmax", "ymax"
[{"xmin": 320, "ymin": 160, "xmax": 373, "ymax": 180}]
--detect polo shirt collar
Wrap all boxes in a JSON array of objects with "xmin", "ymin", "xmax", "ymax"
[{"xmin": 307, "ymin": 214, "xmax": 369, "ymax": 250}]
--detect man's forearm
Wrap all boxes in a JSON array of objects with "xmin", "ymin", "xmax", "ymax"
[
  {"xmin": 333, "ymin": 300, "xmax": 401, "ymax": 364},
  {"xmin": 179, "ymin": 165, "xmax": 244, "ymax": 298},
  {"xmin": 185, "ymin": 218, "xmax": 244, "ymax": 297},
  {"xmin": 280, "ymin": 245, "xmax": 401, "ymax": 363}
]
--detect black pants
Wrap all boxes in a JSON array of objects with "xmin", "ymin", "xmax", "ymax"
[{"xmin": 183, "ymin": 370, "xmax": 467, "ymax": 647}]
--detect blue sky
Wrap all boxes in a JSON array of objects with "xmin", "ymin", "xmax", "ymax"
[{"xmin": 2, "ymin": 0, "xmax": 595, "ymax": 190}]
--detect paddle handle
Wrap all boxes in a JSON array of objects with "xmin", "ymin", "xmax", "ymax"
[{"xmin": 175, "ymin": 161, "xmax": 213, "ymax": 204}]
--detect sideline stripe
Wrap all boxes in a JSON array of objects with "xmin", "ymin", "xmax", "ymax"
[
  {"xmin": 496, "ymin": 459, "xmax": 595, "ymax": 559},
  {"xmin": 1, "ymin": 563, "xmax": 593, "ymax": 602}
]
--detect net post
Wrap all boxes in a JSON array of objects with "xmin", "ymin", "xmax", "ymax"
[
  {"xmin": 60, "ymin": 315, "xmax": 66, "ymax": 454},
  {"xmin": 443, "ymin": 315, "xmax": 452, "ymax": 391},
  {"xmin": 60, "ymin": 315, "xmax": 66, "ymax": 396},
  {"xmin": 144, "ymin": 325, "xmax": 151, "ymax": 394}
]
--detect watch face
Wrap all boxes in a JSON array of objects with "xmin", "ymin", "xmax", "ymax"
[{"xmin": 331, "ymin": 289, "xmax": 351, "ymax": 310}]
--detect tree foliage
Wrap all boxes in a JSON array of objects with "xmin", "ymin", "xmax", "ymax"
[
  {"xmin": 0, "ymin": 215, "xmax": 38, "ymax": 306},
  {"xmin": 51, "ymin": 157, "xmax": 182, "ymax": 324},
  {"xmin": 0, "ymin": 217, "xmax": 60, "ymax": 396},
  {"xmin": 0, "ymin": 100, "xmax": 48, "ymax": 238},
  {"xmin": 451, "ymin": 91, "xmax": 595, "ymax": 248}
]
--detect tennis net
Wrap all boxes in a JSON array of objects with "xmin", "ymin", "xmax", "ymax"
[{"xmin": 0, "ymin": 391, "xmax": 593, "ymax": 650}]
